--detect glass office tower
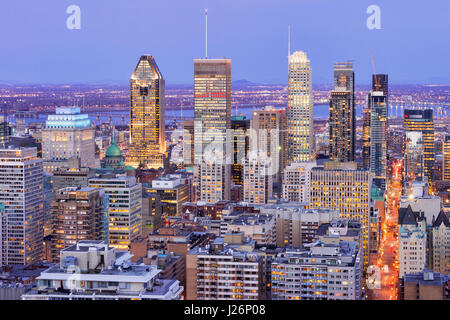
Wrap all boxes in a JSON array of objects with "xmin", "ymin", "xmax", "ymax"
[{"xmin": 126, "ymin": 55, "xmax": 166, "ymax": 169}]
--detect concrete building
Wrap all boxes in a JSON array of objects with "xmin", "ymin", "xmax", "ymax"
[
  {"xmin": 221, "ymin": 213, "xmax": 276, "ymax": 245},
  {"xmin": 250, "ymin": 106, "xmax": 286, "ymax": 182},
  {"xmin": 431, "ymin": 210, "xmax": 450, "ymax": 275},
  {"xmin": 402, "ymin": 269, "xmax": 447, "ymax": 300},
  {"xmin": 271, "ymin": 205, "xmax": 339, "ymax": 247},
  {"xmin": 51, "ymin": 158, "xmax": 94, "ymax": 191},
  {"xmin": 22, "ymin": 240, "xmax": 183, "ymax": 300},
  {"xmin": 89, "ymin": 173, "xmax": 142, "ymax": 250},
  {"xmin": 42, "ymin": 107, "xmax": 95, "ymax": 173},
  {"xmin": 243, "ymin": 152, "xmax": 273, "ymax": 204},
  {"xmin": 50, "ymin": 187, "xmax": 106, "ymax": 262},
  {"xmin": 186, "ymin": 233, "xmax": 265, "ymax": 300},
  {"xmin": 310, "ymin": 162, "xmax": 372, "ymax": 268},
  {"xmin": 271, "ymin": 235, "xmax": 361, "ymax": 300},
  {"xmin": 145, "ymin": 175, "xmax": 189, "ymax": 217},
  {"xmin": 398, "ymin": 205, "xmax": 427, "ymax": 278},
  {"xmin": 0, "ymin": 147, "xmax": 43, "ymax": 266},
  {"xmin": 444, "ymin": 135, "xmax": 450, "ymax": 181},
  {"xmin": 282, "ymin": 162, "xmax": 316, "ymax": 202}
]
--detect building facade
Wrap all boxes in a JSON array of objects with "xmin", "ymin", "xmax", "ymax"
[
  {"xmin": 126, "ymin": 55, "xmax": 166, "ymax": 169},
  {"xmin": 0, "ymin": 147, "xmax": 43, "ymax": 266},
  {"xmin": 42, "ymin": 107, "xmax": 95, "ymax": 173},
  {"xmin": 193, "ymin": 59, "xmax": 232, "ymax": 203},
  {"xmin": 287, "ymin": 51, "xmax": 314, "ymax": 165}
]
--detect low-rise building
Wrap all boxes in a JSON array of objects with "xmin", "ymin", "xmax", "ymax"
[
  {"xmin": 22, "ymin": 240, "xmax": 183, "ymax": 300},
  {"xmin": 271, "ymin": 235, "xmax": 361, "ymax": 300}
]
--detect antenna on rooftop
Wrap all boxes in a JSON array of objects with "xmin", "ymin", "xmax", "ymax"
[
  {"xmin": 288, "ymin": 25, "xmax": 291, "ymax": 60},
  {"xmin": 205, "ymin": 8, "xmax": 208, "ymax": 59}
]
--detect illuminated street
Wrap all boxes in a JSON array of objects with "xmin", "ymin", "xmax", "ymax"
[{"xmin": 371, "ymin": 159, "xmax": 402, "ymax": 300}]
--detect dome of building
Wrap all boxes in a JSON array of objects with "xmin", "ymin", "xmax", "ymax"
[{"xmin": 105, "ymin": 140, "xmax": 122, "ymax": 158}]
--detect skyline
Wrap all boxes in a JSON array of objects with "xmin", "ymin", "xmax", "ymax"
[{"xmin": 0, "ymin": 0, "xmax": 449, "ymax": 85}]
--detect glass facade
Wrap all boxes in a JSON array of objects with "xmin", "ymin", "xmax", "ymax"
[{"xmin": 126, "ymin": 55, "xmax": 166, "ymax": 169}]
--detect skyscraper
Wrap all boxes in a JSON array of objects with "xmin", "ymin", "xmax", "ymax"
[
  {"xmin": 89, "ymin": 174, "xmax": 142, "ymax": 250},
  {"xmin": 403, "ymin": 109, "xmax": 435, "ymax": 185},
  {"xmin": 403, "ymin": 131, "xmax": 425, "ymax": 193},
  {"xmin": 363, "ymin": 75, "xmax": 388, "ymax": 171},
  {"xmin": 329, "ymin": 62, "xmax": 355, "ymax": 162},
  {"xmin": 444, "ymin": 135, "xmax": 450, "ymax": 181},
  {"xmin": 42, "ymin": 107, "xmax": 95, "ymax": 173},
  {"xmin": 0, "ymin": 147, "xmax": 43, "ymax": 266},
  {"xmin": 310, "ymin": 162, "xmax": 372, "ymax": 268},
  {"xmin": 368, "ymin": 80, "xmax": 388, "ymax": 190},
  {"xmin": 243, "ymin": 152, "xmax": 273, "ymax": 204},
  {"xmin": 231, "ymin": 115, "xmax": 250, "ymax": 186},
  {"xmin": 250, "ymin": 106, "xmax": 286, "ymax": 183},
  {"xmin": 51, "ymin": 187, "xmax": 106, "ymax": 262},
  {"xmin": 287, "ymin": 51, "xmax": 314, "ymax": 165},
  {"xmin": 193, "ymin": 59, "xmax": 232, "ymax": 202},
  {"xmin": 126, "ymin": 55, "xmax": 166, "ymax": 169}
]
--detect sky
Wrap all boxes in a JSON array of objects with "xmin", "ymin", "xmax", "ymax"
[{"xmin": 0, "ymin": 0, "xmax": 449, "ymax": 85}]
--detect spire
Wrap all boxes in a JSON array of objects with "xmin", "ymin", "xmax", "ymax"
[{"xmin": 205, "ymin": 8, "xmax": 208, "ymax": 59}]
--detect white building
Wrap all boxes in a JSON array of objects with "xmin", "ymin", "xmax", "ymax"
[
  {"xmin": 398, "ymin": 206, "xmax": 427, "ymax": 278},
  {"xmin": 0, "ymin": 147, "xmax": 43, "ymax": 266},
  {"xmin": 399, "ymin": 195, "xmax": 442, "ymax": 225},
  {"xmin": 243, "ymin": 152, "xmax": 273, "ymax": 204},
  {"xmin": 282, "ymin": 162, "xmax": 316, "ymax": 202},
  {"xmin": 89, "ymin": 174, "xmax": 142, "ymax": 250},
  {"xmin": 22, "ymin": 240, "xmax": 183, "ymax": 300},
  {"xmin": 286, "ymin": 51, "xmax": 314, "ymax": 165},
  {"xmin": 42, "ymin": 107, "xmax": 96, "ymax": 173}
]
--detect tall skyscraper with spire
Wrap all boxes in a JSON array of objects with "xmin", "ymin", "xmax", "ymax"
[
  {"xmin": 287, "ymin": 51, "xmax": 314, "ymax": 165},
  {"xmin": 193, "ymin": 59, "xmax": 232, "ymax": 202},
  {"xmin": 329, "ymin": 62, "xmax": 355, "ymax": 162},
  {"xmin": 126, "ymin": 55, "xmax": 166, "ymax": 169}
]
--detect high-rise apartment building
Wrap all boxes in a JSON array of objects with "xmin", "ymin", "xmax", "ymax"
[
  {"xmin": 250, "ymin": 106, "xmax": 286, "ymax": 182},
  {"xmin": 362, "ymin": 107, "xmax": 371, "ymax": 170},
  {"xmin": 287, "ymin": 51, "xmax": 314, "ymax": 165},
  {"xmin": 182, "ymin": 120, "xmax": 195, "ymax": 167},
  {"xmin": 310, "ymin": 162, "xmax": 372, "ymax": 268},
  {"xmin": 368, "ymin": 89, "xmax": 388, "ymax": 190},
  {"xmin": 243, "ymin": 152, "xmax": 273, "ymax": 204},
  {"xmin": 51, "ymin": 187, "xmax": 106, "ymax": 261},
  {"xmin": 329, "ymin": 62, "xmax": 355, "ymax": 162},
  {"xmin": 282, "ymin": 162, "xmax": 316, "ymax": 202},
  {"xmin": 42, "ymin": 107, "xmax": 95, "ymax": 173},
  {"xmin": 403, "ymin": 131, "xmax": 425, "ymax": 193},
  {"xmin": 194, "ymin": 59, "xmax": 232, "ymax": 203},
  {"xmin": 126, "ymin": 55, "xmax": 166, "ymax": 169},
  {"xmin": 186, "ymin": 233, "xmax": 264, "ymax": 300},
  {"xmin": 89, "ymin": 174, "xmax": 142, "ymax": 250},
  {"xmin": 0, "ymin": 147, "xmax": 43, "ymax": 266},
  {"xmin": 442, "ymin": 135, "xmax": 450, "ymax": 181},
  {"xmin": 403, "ymin": 109, "xmax": 435, "ymax": 184},
  {"xmin": 231, "ymin": 115, "xmax": 250, "ymax": 186}
]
